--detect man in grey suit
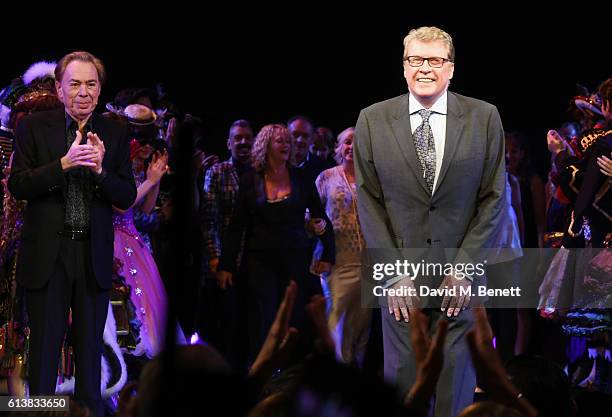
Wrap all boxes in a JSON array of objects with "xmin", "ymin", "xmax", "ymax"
[{"xmin": 354, "ymin": 27, "xmax": 506, "ymax": 416}]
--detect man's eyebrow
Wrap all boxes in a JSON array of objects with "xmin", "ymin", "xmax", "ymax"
[{"xmin": 68, "ymin": 79, "xmax": 98, "ymax": 83}]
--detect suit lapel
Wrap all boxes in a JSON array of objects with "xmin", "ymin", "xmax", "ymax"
[
  {"xmin": 390, "ymin": 94, "xmax": 430, "ymax": 194},
  {"xmin": 433, "ymin": 92, "xmax": 465, "ymax": 196},
  {"xmin": 45, "ymin": 109, "xmax": 69, "ymax": 199},
  {"xmin": 46, "ymin": 109, "xmax": 68, "ymax": 162}
]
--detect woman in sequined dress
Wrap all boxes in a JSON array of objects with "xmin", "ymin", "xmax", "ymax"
[{"xmin": 113, "ymin": 141, "xmax": 171, "ymax": 358}]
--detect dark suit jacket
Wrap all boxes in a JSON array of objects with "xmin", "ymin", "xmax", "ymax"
[
  {"xmin": 219, "ymin": 166, "xmax": 335, "ymax": 275},
  {"xmin": 8, "ymin": 108, "xmax": 136, "ymax": 290},
  {"xmin": 354, "ymin": 91, "xmax": 507, "ymax": 282}
]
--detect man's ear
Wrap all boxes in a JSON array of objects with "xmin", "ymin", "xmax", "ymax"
[
  {"xmin": 55, "ymin": 80, "xmax": 63, "ymax": 102},
  {"xmin": 227, "ymin": 138, "xmax": 231, "ymax": 151}
]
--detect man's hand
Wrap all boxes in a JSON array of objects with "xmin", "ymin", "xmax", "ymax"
[
  {"xmin": 439, "ymin": 272, "xmax": 471, "ymax": 317},
  {"xmin": 546, "ymin": 129, "xmax": 565, "ymax": 155},
  {"xmin": 86, "ymin": 132, "xmax": 105, "ymax": 175},
  {"xmin": 215, "ymin": 270, "xmax": 233, "ymax": 289},
  {"xmin": 61, "ymin": 130, "xmax": 98, "ymax": 171},
  {"xmin": 404, "ymin": 309, "xmax": 448, "ymax": 407},
  {"xmin": 388, "ymin": 276, "xmax": 419, "ymax": 322}
]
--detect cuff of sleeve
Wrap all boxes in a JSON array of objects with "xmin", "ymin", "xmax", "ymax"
[{"xmin": 383, "ymin": 275, "xmax": 405, "ymax": 289}]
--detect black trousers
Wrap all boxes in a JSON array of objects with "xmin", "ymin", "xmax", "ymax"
[
  {"xmin": 247, "ymin": 248, "xmax": 321, "ymax": 360},
  {"xmin": 25, "ymin": 237, "xmax": 108, "ymax": 417}
]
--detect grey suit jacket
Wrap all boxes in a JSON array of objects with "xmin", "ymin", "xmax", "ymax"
[{"xmin": 354, "ymin": 91, "xmax": 506, "ymax": 283}]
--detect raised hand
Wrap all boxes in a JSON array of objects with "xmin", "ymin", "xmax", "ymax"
[
  {"xmin": 61, "ymin": 130, "xmax": 98, "ymax": 171},
  {"xmin": 466, "ymin": 308, "xmax": 539, "ymax": 417},
  {"xmin": 165, "ymin": 117, "xmax": 178, "ymax": 145},
  {"xmin": 146, "ymin": 150, "xmax": 169, "ymax": 184},
  {"xmin": 546, "ymin": 129, "xmax": 565, "ymax": 155},
  {"xmin": 404, "ymin": 309, "xmax": 448, "ymax": 407},
  {"xmin": 249, "ymin": 281, "xmax": 299, "ymax": 380}
]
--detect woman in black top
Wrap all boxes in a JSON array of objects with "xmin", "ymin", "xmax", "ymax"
[{"xmin": 217, "ymin": 124, "xmax": 334, "ymax": 358}]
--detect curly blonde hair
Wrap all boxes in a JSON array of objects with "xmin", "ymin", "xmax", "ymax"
[
  {"xmin": 251, "ymin": 124, "xmax": 296, "ymax": 172},
  {"xmin": 334, "ymin": 127, "xmax": 355, "ymax": 164}
]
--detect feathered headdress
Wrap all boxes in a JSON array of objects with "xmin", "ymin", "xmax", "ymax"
[{"xmin": 22, "ymin": 61, "xmax": 56, "ymax": 86}]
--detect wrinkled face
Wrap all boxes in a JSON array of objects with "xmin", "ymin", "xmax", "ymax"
[
  {"xmin": 267, "ymin": 133, "xmax": 292, "ymax": 164},
  {"xmin": 227, "ymin": 126, "xmax": 254, "ymax": 163},
  {"xmin": 56, "ymin": 60, "xmax": 101, "ymax": 121},
  {"xmin": 403, "ymin": 40, "xmax": 454, "ymax": 108},
  {"xmin": 340, "ymin": 131, "xmax": 354, "ymax": 163},
  {"xmin": 310, "ymin": 132, "xmax": 330, "ymax": 161},
  {"xmin": 288, "ymin": 119, "xmax": 313, "ymax": 163}
]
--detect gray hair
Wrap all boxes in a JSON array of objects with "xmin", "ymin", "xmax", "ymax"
[{"xmin": 403, "ymin": 26, "xmax": 455, "ymax": 62}]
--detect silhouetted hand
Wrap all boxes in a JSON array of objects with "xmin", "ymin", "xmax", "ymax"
[
  {"xmin": 466, "ymin": 308, "xmax": 538, "ymax": 417},
  {"xmin": 249, "ymin": 281, "xmax": 299, "ymax": 381},
  {"xmin": 404, "ymin": 309, "xmax": 448, "ymax": 408}
]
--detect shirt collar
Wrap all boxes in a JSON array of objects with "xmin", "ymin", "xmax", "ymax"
[
  {"xmin": 65, "ymin": 112, "xmax": 94, "ymax": 132},
  {"xmin": 409, "ymin": 91, "xmax": 448, "ymax": 116}
]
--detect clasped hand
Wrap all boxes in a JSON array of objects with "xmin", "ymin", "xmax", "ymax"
[{"xmin": 61, "ymin": 131, "xmax": 105, "ymax": 174}]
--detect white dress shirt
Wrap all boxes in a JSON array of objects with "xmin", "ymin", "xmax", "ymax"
[{"xmin": 408, "ymin": 91, "xmax": 447, "ymax": 192}]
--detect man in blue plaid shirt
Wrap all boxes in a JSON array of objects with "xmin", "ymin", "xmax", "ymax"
[{"xmin": 201, "ymin": 119, "xmax": 253, "ymax": 370}]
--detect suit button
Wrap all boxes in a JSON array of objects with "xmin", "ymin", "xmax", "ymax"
[
  {"xmin": 429, "ymin": 206, "xmax": 436, "ymax": 211},
  {"xmin": 427, "ymin": 238, "xmax": 431, "ymax": 244}
]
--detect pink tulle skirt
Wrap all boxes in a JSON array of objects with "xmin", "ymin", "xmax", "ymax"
[{"xmin": 113, "ymin": 213, "xmax": 168, "ymax": 358}]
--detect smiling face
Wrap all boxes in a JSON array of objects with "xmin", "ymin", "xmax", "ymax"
[
  {"xmin": 340, "ymin": 130, "xmax": 354, "ymax": 163},
  {"xmin": 267, "ymin": 133, "xmax": 292, "ymax": 164},
  {"xmin": 403, "ymin": 39, "xmax": 454, "ymax": 108},
  {"xmin": 227, "ymin": 125, "xmax": 254, "ymax": 164},
  {"xmin": 56, "ymin": 60, "xmax": 101, "ymax": 121}
]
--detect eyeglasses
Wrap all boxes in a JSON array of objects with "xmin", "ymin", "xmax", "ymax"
[{"xmin": 403, "ymin": 56, "xmax": 452, "ymax": 68}]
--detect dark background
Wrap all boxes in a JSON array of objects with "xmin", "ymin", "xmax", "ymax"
[{"xmin": 2, "ymin": 9, "xmax": 608, "ymax": 174}]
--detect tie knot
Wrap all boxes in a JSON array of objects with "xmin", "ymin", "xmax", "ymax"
[{"xmin": 417, "ymin": 109, "xmax": 433, "ymax": 122}]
